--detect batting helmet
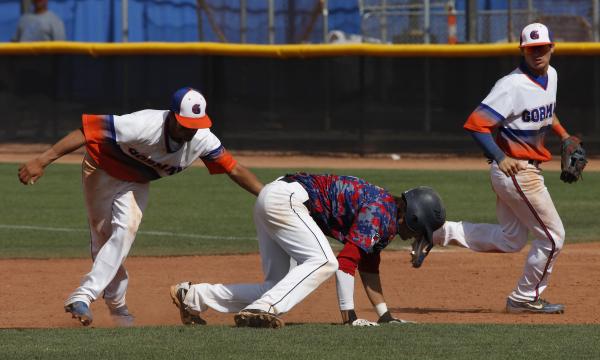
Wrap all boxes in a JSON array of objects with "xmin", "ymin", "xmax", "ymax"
[{"xmin": 401, "ymin": 186, "xmax": 446, "ymax": 244}]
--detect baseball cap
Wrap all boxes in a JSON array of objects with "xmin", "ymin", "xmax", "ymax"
[
  {"xmin": 519, "ymin": 23, "xmax": 553, "ymax": 48},
  {"xmin": 171, "ymin": 87, "xmax": 212, "ymax": 129}
]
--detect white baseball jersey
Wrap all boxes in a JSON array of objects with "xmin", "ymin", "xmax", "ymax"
[
  {"xmin": 82, "ymin": 109, "xmax": 236, "ymax": 183},
  {"xmin": 65, "ymin": 109, "xmax": 237, "ymax": 320},
  {"xmin": 465, "ymin": 64, "xmax": 557, "ymax": 162},
  {"xmin": 434, "ymin": 63, "xmax": 565, "ymax": 304}
]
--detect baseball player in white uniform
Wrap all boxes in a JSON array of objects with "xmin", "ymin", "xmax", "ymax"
[
  {"xmin": 169, "ymin": 174, "xmax": 445, "ymax": 328},
  {"xmin": 433, "ymin": 23, "xmax": 572, "ymax": 314},
  {"xmin": 18, "ymin": 87, "xmax": 263, "ymax": 326}
]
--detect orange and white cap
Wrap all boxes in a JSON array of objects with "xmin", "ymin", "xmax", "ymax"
[
  {"xmin": 171, "ymin": 87, "xmax": 212, "ymax": 129},
  {"xmin": 519, "ymin": 23, "xmax": 553, "ymax": 48}
]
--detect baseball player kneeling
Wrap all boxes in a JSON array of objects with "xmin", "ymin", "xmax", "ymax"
[
  {"xmin": 170, "ymin": 173, "xmax": 445, "ymax": 328},
  {"xmin": 18, "ymin": 87, "xmax": 263, "ymax": 327}
]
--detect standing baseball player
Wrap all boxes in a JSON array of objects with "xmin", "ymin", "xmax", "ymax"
[
  {"xmin": 432, "ymin": 23, "xmax": 579, "ymax": 314},
  {"xmin": 18, "ymin": 87, "xmax": 263, "ymax": 326},
  {"xmin": 169, "ymin": 173, "xmax": 446, "ymax": 328}
]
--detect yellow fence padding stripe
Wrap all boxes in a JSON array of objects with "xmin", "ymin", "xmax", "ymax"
[{"xmin": 1, "ymin": 41, "xmax": 600, "ymax": 57}]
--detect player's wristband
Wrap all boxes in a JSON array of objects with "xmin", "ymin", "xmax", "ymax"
[{"xmin": 375, "ymin": 303, "xmax": 388, "ymax": 317}]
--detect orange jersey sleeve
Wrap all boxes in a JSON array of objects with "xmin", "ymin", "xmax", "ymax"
[
  {"xmin": 464, "ymin": 104, "xmax": 503, "ymax": 134},
  {"xmin": 200, "ymin": 145, "xmax": 237, "ymax": 174}
]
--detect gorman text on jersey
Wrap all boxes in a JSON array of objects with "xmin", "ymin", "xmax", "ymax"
[
  {"xmin": 128, "ymin": 147, "xmax": 183, "ymax": 175},
  {"xmin": 521, "ymin": 102, "xmax": 555, "ymax": 122}
]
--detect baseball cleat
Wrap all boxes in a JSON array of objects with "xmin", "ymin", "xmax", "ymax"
[
  {"xmin": 109, "ymin": 305, "xmax": 135, "ymax": 327},
  {"xmin": 169, "ymin": 282, "xmax": 206, "ymax": 325},
  {"xmin": 65, "ymin": 301, "xmax": 93, "ymax": 326},
  {"xmin": 234, "ymin": 309, "xmax": 284, "ymax": 329},
  {"xmin": 506, "ymin": 298, "xmax": 565, "ymax": 314}
]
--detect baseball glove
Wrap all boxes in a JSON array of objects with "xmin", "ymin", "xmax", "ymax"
[
  {"xmin": 410, "ymin": 235, "xmax": 433, "ymax": 268},
  {"xmin": 560, "ymin": 136, "xmax": 587, "ymax": 183}
]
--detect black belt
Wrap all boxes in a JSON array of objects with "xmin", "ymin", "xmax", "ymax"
[
  {"xmin": 279, "ymin": 176, "xmax": 296, "ymax": 184},
  {"xmin": 278, "ymin": 177, "xmax": 311, "ymax": 210}
]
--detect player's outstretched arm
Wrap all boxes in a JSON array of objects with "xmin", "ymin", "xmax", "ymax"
[
  {"xmin": 359, "ymin": 270, "xmax": 415, "ymax": 324},
  {"xmin": 336, "ymin": 270, "xmax": 379, "ymax": 327},
  {"xmin": 226, "ymin": 163, "xmax": 264, "ymax": 196},
  {"xmin": 18, "ymin": 128, "xmax": 86, "ymax": 185}
]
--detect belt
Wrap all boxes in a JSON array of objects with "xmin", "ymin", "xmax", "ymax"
[
  {"xmin": 278, "ymin": 177, "xmax": 311, "ymax": 210},
  {"xmin": 279, "ymin": 176, "xmax": 296, "ymax": 184}
]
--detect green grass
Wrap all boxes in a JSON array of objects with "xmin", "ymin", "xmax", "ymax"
[
  {"xmin": 1, "ymin": 163, "xmax": 598, "ymax": 258},
  {"xmin": 1, "ymin": 324, "xmax": 599, "ymax": 360}
]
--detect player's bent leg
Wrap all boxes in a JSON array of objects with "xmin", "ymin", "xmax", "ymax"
[
  {"xmin": 433, "ymin": 220, "xmax": 528, "ymax": 253},
  {"xmin": 65, "ymin": 183, "xmax": 148, "ymax": 312},
  {"xmin": 184, "ymin": 282, "xmax": 274, "ymax": 315},
  {"xmin": 235, "ymin": 180, "xmax": 338, "ymax": 328},
  {"xmin": 503, "ymin": 168, "xmax": 565, "ymax": 310},
  {"xmin": 104, "ymin": 266, "xmax": 135, "ymax": 326}
]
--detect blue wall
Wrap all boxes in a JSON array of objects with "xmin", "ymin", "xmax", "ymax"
[
  {"xmin": 0, "ymin": 0, "xmax": 361, "ymax": 42},
  {"xmin": 0, "ymin": 0, "xmax": 591, "ymax": 43}
]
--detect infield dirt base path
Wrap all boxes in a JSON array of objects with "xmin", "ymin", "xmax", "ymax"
[
  {"xmin": 2, "ymin": 146, "xmax": 598, "ymax": 328},
  {"xmin": 1, "ymin": 243, "xmax": 599, "ymax": 328}
]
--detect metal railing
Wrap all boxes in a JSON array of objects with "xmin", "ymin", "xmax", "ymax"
[{"xmin": 358, "ymin": 0, "xmax": 600, "ymax": 44}]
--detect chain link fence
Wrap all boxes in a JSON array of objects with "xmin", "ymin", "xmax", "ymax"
[{"xmin": 358, "ymin": 0, "xmax": 599, "ymax": 44}]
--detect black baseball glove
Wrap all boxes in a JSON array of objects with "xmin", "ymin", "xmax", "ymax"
[{"xmin": 560, "ymin": 136, "xmax": 587, "ymax": 183}]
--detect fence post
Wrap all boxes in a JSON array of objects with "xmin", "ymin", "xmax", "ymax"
[
  {"xmin": 380, "ymin": 0, "xmax": 388, "ymax": 42},
  {"xmin": 466, "ymin": 0, "xmax": 477, "ymax": 43},
  {"xmin": 593, "ymin": 0, "xmax": 600, "ymax": 42},
  {"xmin": 240, "ymin": 0, "xmax": 246, "ymax": 43},
  {"xmin": 268, "ymin": 0, "xmax": 275, "ymax": 44},
  {"xmin": 122, "ymin": 0, "xmax": 129, "ymax": 42},
  {"xmin": 424, "ymin": 0, "xmax": 431, "ymax": 44},
  {"xmin": 322, "ymin": 0, "xmax": 328, "ymax": 43}
]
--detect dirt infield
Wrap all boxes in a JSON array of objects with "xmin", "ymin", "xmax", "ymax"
[
  {"xmin": 1, "ymin": 243, "xmax": 599, "ymax": 328},
  {"xmin": 2, "ymin": 144, "xmax": 598, "ymax": 328}
]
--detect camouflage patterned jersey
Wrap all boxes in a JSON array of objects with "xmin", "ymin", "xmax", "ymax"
[{"xmin": 284, "ymin": 173, "xmax": 398, "ymax": 253}]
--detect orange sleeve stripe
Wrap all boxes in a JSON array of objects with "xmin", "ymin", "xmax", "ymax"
[
  {"xmin": 463, "ymin": 111, "xmax": 497, "ymax": 133},
  {"xmin": 552, "ymin": 122, "xmax": 568, "ymax": 138},
  {"xmin": 82, "ymin": 114, "xmax": 109, "ymax": 144},
  {"xmin": 203, "ymin": 150, "xmax": 237, "ymax": 174}
]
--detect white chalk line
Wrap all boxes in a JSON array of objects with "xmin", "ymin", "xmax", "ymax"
[{"xmin": 0, "ymin": 224, "xmax": 257, "ymax": 241}]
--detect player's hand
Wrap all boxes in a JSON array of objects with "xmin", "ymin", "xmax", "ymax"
[
  {"xmin": 377, "ymin": 311, "xmax": 416, "ymax": 324},
  {"xmin": 497, "ymin": 157, "xmax": 526, "ymax": 177},
  {"xmin": 18, "ymin": 158, "xmax": 45, "ymax": 185},
  {"xmin": 351, "ymin": 319, "xmax": 380, "ymax": 327}
]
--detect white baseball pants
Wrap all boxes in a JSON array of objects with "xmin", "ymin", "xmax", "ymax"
[
  {"xmin": 184, "ymin": 179, "xmax": 338, "ymax": 316},
  {"xmin": 65, "ymin": 154, "xmax": 149, "ymax": 310},
  {"xmin": 433, "ymin": 161, "xmax": 564, "ymax": 302}
]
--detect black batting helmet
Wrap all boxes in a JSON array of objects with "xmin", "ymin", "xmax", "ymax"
[{"xmin": 401, "ymin": 186, "xmax": 446, "ymax": 244}]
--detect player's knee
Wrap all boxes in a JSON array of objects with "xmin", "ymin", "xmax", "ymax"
[
  {"xmin": 552, "ymin": 225, "xmax": 565, "ymax": 251},
  {"xmin": 322, "ymin": 257, "xmax": 339, "ymax": 275},
  {"xmin": 504, "ymin": 241, "xmax": 526, "ymax": 253}
]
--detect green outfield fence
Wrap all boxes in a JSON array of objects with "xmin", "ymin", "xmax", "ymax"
[{"xmin": 1, "ymin": 42, "xmax": 598, "ymax": 154}]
